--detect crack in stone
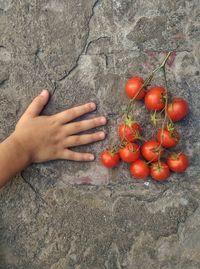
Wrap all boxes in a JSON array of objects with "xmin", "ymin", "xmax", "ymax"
[
  {"xmin": 21, "ymin": 171, "xmax": 47, "ymax": 205},
  {"xmin": 98, "ymin": 52, "xmax": 109, "ymax": 68},
  {"xmin": 0, "ymin": 77, "xmax": 9, "ymax": 87},
  {"xmin": 111, "ymin": 187, "xmax": 170, "ymax": 204},
  {"xmin": 87, "ymin": 49, "xmax": 193, "ymax": 56},
  {"xmin": 85, "ymin": 36, "xmax": 111, "ymax": 54},
  {"xmin": 58, "ymin": 0, "xmax": 101, "ymax": 83},
  {"xmin": 32, "ymin": 1, "xmax": 101, "ymax": 101},
  {"xmin": 34, "ymin": 48, "xmax": 57, "ymax": 96}
]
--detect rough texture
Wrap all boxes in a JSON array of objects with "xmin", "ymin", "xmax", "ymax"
[{"xmin": 0, "ymin": 0, "xmax": 200, "ymax": 268}]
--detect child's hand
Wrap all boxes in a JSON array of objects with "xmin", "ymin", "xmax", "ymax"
[{"xmin": 12, "ymin": 89, "xmax": 107, "ymax": 163}]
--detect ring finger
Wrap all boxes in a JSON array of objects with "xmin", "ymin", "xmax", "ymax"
[{"xmin": 64, "ymin": 132, "xmax": 106, "ymax": 148}]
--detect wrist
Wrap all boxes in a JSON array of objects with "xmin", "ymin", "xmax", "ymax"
[{"xmin": 8, "ymin": 132, "xmax": 32, "ymax": 166}]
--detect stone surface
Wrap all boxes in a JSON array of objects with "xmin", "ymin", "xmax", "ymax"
[{"xmin": 0, "ymin": 0, "xmax": 200, "ymax": 268}]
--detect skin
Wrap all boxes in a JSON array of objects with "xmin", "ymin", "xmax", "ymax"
[{"xmin": 0, "ymin": 90, "xmax": 107, "ymax": 188}]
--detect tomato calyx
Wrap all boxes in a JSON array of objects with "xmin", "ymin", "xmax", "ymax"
[
  {"xmin": 107, "ymin": 147, "xmax": 119, "ymax": 156},
  {"xmin": 151, "ymin": 162, "xmax": 161, "ymax": 171},
  {"xmin": 150, "ymin": 111, "xmax": 159, "ymax": 126},
  {"xmin": 120, "ymin": 142, "xmax": 140, "ymax": 153},
  {"xmin": 124, "ymin": 116, "xmax": 135, "ymax": 127},
  {"xmin": 151, "ymin": 161, "xmax": 168, "ymax": 171},
  {"xmin": 120, "ymin": 117, "xmax": 142, "ymax": 141},
  {"xmin": 166, "ymin": 123, "xmax": 179, "ymax": 140},
  {"xmin": 170, "ymin": 152, "xmax": 182, "ymax": 160},
  {"xmin": 152, "ymin": 145, "xmax": 163, "ymax": 154},
  {"xmin": 166, "ymin": 122, "xmax": 175, "ymax": 132},
  {"xmin": 161, "ymin": 93, "xmax": 167, "ymax": 103}
]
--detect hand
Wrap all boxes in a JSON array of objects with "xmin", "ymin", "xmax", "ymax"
[{"xmin": 12, "ymin": 89, "xmax": 107, "ymax": 163}]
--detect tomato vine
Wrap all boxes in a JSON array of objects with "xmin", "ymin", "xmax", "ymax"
[{"xmin": 100, "ymin": 49, "xmax": 189, "ymax": 181}]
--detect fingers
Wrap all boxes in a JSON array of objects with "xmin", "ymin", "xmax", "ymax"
[
  {"xmin": 55, "ymin": 102, "xmax": 96, "ymax": 124},
  {"xmin": 61, "ymin": 149, "xmax": 95, "ymax": 161},
  {"xmin": 64, "ymin": 117, "xmax": 107, "ymax": 136},
  {"xmin": 24, "ymin": 90, "xmax": 49, "ymax": 118},
  {"xmin": 64, "ymin": 131, "xmax": 106, "ymax": 147}
]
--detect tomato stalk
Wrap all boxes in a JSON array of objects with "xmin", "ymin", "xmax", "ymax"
[
  {"xmin": 157, "ymin": 64, "xmax": 170, "ymax": 165},
  {"xmin": 125, "ymin": 52, "xmax": 172, "ymax": 119},
  {"xmin": 119, "ymin": 51, "xmax": 175, "ymax": 158}
]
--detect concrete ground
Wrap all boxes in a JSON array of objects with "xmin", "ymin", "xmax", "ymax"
[{"xmin": 0, "ymin": 0, "xmax": 200, "ymax": 268}]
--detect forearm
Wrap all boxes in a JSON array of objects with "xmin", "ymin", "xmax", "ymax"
[{"xmin": 0, "ymin": 133, "xmax": 31, "ymax": 188}]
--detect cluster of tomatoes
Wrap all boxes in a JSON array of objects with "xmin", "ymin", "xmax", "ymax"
[{"xmin": 100, "ymin": 75, "xmax": 189, "ymax": 182}]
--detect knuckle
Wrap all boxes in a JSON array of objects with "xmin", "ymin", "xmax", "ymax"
[
  {"xmin": 53, "ymin": 148, "xmax": 59, "ymax": 157},
  {"xmin": 84, "ymin": 104, "xmax": 91, "ymax": 112},
  {"xmin": 51, "ymin": 131, "xmax": 62, "ymax": 145},
  {"xmin": 35, "ymin": 95, "xmax": 43, "ymax": 104},
  {"xmin": 49, "ymin": 116, "xmax": 58, "ymax": 126},
  {"xmin": 88, "ymin": 119, "xmax": 96, "ymax": 127},
  {"xmin": 74, "ymin": 136, "xmax": 82, "ymax": 144},
  {"xmin": 67, "ymin": 150, "xmax": 75, "ymax": 160},
  {"xmin": 73, "ymin": 121, "xmax": 82, "ymax": 130},
  {"xmin": 83, "ymin": 154, "xmax": 90, "ymax": 161},
  {"xmin": 93, "ymin": 133, "xmax": 99, "ymax": 140},
  {"xmin": 69, "ymin": 107, "xmax": 79, "ymax": 118},
  {"xmin": 95, "ymin": 118, "xmax": 101, "ymax": 125}
]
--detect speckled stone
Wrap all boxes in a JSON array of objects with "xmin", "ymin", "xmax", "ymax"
[{"xmin": 0, "ymin": 0, "xmax": 200, "ymax": 268}]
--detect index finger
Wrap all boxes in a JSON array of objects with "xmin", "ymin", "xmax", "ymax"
[{"xmin": 55, "ymin": 102, "xmax": 96, "ymax": 124}]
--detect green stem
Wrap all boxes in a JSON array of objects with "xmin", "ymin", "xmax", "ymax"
[
  {"xmin": 158, "ymin": 64, "xmax": 170, "ymax": 163},
  {"xmin": 125, "ymin": 51, "xmax": 172, "ymax": 118}
]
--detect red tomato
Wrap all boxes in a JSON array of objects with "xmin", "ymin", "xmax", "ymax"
[
  {"xmin": 144, "ymin": 86, "xmax": 166, "ymax": 111},
  {"xmin": 119, "ymin": 143, "xmax": 140, "ymax": 163},
  {"xmin": 118, "ymin": 120, "xmax": 142, "ymax": 142},
  {"xmin": 125, "ymin": 76, "xmax": 146, "ymax": 100},
  {"xmin": 157, "ymin": 127, "xmax": 180, "ymax": 148},
  {"xmin": 150, "ymin": 162, "xmax": 170, "ymax": 181},
  {"xmin": 167, "ymin": 153, "xmax": 189, "ymax": 172},
  {"xmin": 130, "ymin": 159, "xmax": 150, "ymax": 179},
  {"xmin": 141, "ymin": 140, "xmax": 164, "ymax": 161},
  {"xmin": 100, "ymin": 150, "xmax": 120, "ymax": 168},
  {"xmin": 167, "ymin": 98, "xmax": 189, "ymax": 122}
]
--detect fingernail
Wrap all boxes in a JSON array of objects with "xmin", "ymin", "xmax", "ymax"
[
  {"xmin": 40, "ymin": 89, "xmax": 48, "ymax": 96},
  {"xmin": 89, "ymin": 155, "xmax": 95, "ymax": 161},
  {"xmin": 99, "ymin": 132, "xmax": 105, "ymax": 139},
  {"xmin": 100, "ymin": 117, "xmax": 107, "ymax": 124},
  {"xmin": 89, "ymin": 102, "xmax": 96, "ymax": 110}
]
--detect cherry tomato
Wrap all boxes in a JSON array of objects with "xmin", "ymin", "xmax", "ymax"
[
  {"xmin": 141, "ymin": 140, "xmax": 164, "ymax": 161},
  {"xmin": 100, "ymin": 150, "xmax": 120, "ymax": 168},
  {"xmin": 119, "ymin": 143, "xmax": 140, "ymax": 163},
  {"xmin": 167, "ymin": 98, "xmax": 189, "ymax": 122},
  {"xmin": 157, "ymin": 126, "xmax": 180, "ymax": 148},
  {"xmin": 118, "ymin": 119, "xmax": 142, "ymax": 142},
  {"xmin": 130, "ymin": 159, "xmax": 150, "ymax": 179},
  {"xmin": 167, "ymin": 152, "xmax": 189, "ymax": 172},
  {"xmin": 150, "ymin": 161, "xmax": 170, "ymax": 181},
  {"xmin": 125, "ymin": 76, "xmax": 146, "ymax": 100},
  {"xmin": 144, "ymin": 86, "xmax": 166, "ymax": 111}
]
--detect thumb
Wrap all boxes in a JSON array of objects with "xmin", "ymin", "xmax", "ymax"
[{"xmin": 24, "ymin": 89, "xmax": 49, "ymax": 118}]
